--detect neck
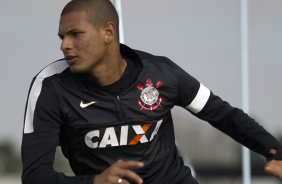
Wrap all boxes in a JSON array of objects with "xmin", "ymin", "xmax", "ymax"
[
  {"xmin": 88, "ymin": 44, "xmax": 127, "ymax": 86},
  {"xmin": 96, "ymin": 57, "xmax": 127, "ymax": 86}
]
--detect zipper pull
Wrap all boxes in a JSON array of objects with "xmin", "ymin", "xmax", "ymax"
[{"xmin": 116, "ymin": 96, "xmax": 120, "ymax": 102}]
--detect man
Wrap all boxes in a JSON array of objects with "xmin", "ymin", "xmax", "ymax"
[{"xmin": 21, "ymin": 0, "xmax": 282, "ymax": 183}]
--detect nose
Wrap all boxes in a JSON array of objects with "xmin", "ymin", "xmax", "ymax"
[{"xmin": 60, "ymin": 37, "xmax": 73, "ymax": 52}]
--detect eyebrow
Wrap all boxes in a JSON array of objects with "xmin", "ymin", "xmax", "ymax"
[{"xmin": 58, "ymin": 28, "xmax": 82, "ymax": 38}]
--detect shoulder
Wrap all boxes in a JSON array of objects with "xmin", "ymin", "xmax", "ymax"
[
  {"xmin": 133, "ymin": 49, "xmax": 179, "ymax": 76},
  {"xmin": 34, "ymin": 59, "xmax": 69, "ymax": 81},
  {"xmin": 121, "ymin": 44, "xmax": 172, "ymax": 65},
  {"xmin": 28, "ymin": 59, "xmax": 70, "ymax": 96},
  {"xmin": 134, "ymin": 49, "xmax": 170, "ymax": 63},
  {"xmin": 135, "ymin": 49, "xmax": 182, "ymax": 76}
]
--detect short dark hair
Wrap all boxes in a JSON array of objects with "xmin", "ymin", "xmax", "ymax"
[{"xmin": 61, "ymin": 0, "xmax": 119, "ymax": 36}]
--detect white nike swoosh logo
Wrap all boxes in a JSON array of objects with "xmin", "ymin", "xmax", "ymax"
[{"xmin": 80, "ymin": 101, "xmax": 96, "ymax": 108}]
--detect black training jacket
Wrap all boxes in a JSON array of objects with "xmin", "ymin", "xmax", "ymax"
[{"xmin": 22, "ymin": 44, "xmax": 282, "ymax": 184}]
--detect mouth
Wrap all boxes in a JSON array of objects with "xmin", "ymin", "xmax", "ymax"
[{"xmin": 65, "ymin": 56, "xmax": 78, "ymax": 65}]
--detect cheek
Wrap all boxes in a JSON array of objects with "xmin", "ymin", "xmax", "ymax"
[
  {"xmin": 80, "ymin": 38, "xmax": 90, "ymax": 48},
  {"xmin": 83, "ymin": 38, "xmax": 98, "ymax": 51},
  {"xmin": 75, "ymin": 40, "xmax": 92, "ymax": 55}
]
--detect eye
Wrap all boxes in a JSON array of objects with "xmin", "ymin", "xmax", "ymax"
[
  {"xmin": 71, "ymin": 31, "xmax": 82, "ymax": 37},
  {"xmin": 72, "ymin": 32, "xmax": 78, "ymax": 36}
]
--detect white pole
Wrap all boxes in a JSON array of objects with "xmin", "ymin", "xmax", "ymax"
[
  {"xmin": 240, "ymin": 0, "xmax": 251, "ymax": 183},
  {"xmin": 112, "ymin": 0, "xmax": 125, "ymax": 43}
]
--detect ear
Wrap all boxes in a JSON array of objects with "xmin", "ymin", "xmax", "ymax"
[{"xmin": 103, "ymin": 21, "xmax": 117, "ymax": 44}]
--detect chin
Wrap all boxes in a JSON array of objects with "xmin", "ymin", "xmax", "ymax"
[{"xmin": 69, "ymin": 66, "xmax": 88, "ymax": 74}]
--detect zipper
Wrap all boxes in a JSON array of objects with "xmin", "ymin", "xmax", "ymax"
[{"xmin": 115, "ymin": 95, "xmax": 124, "ymax": 120}]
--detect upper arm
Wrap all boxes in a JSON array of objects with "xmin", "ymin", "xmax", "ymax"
[
  {"xmin": 22, "ymin": 78, "xmax": 63, "ymax": 183},
  {"xmin": 163, "ymin": 57, "xmax": 211, "ymax": 114}
]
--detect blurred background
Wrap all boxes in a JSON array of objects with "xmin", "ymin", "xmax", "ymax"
[{"xmin": 0, "ymin": 0, "xmax": 281, "ymax": 183}]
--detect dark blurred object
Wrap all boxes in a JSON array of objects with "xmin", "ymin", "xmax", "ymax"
[{"xmin": 0, "ymin": 141, "xmax": 21, "ymax": 174}]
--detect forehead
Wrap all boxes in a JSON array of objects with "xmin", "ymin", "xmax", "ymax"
[{"xmin": 59, "ymin": 10, "xmax": 92, "ymax": 32}]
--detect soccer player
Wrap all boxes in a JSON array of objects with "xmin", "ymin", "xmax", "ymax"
[{"xmin": 21, "ymin": 0, "xmax": 282, "ymax": 183}]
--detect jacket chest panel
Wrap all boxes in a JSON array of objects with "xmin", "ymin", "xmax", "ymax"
[{"xmin": 62, "ymin": 87, "xmax": 174, "ymax": 126}]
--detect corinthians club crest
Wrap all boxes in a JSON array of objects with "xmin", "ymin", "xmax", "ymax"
[{"xmin": 137, "ymin": 79, "xmax": 163, "ymax": 111}]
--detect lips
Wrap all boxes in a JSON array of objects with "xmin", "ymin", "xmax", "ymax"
[{"xmin": 65, "ymin": 56, "xmax": 78, "ymax": 65}]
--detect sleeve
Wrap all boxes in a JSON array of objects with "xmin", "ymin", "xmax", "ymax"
[
  {"xmin": 168, "ymin": 58, "xmax": 282, "ymax": 160},
  {"xmin": 194, "ymin": 93, "xmax": 282, "ymax": 160},
  {"xmin": 21, "ymin": 77, "xmax": 94, "ymax": 184}
]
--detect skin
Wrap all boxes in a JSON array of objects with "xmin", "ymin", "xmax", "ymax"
[
  {"xmin": 58, "ymin": 10, "xmax": 143, "ymax": 184},
  {"xmin": 265, "ymin": 149, "xmax": 282, "ymax": 180},
  {"xmin": 265, "ymin": 160, "xmax": 282, "ymax": 180},
  {"xmin": 93, "ymin": 160, "xmax": 144, "ymax": 184},
  {"xmin": 58, "ymin": 10, "xmax": 127, "ymax": 86}
]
